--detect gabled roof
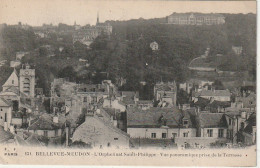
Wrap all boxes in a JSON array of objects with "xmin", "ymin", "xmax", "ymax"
[
  {"xmin": 127, "ymin": 107, "xmax": 195, "ymax": 128},
  {"xmin": 198, "ymin": 113, "xmax": 228, "ymax": 128},
  {"xmin": 72, "ymin": 115, "xmax": 129, "ymax": 144},
  {"xmin": 0, "ymin": 98, "xmax": 12, "ymax": 107},
  {"xmin": 3, "ymin": 69, "xmax": 19, "ymax": 87}
]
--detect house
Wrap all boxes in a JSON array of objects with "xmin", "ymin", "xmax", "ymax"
[
  {"xmin": 150, "ymin": 41, "xmax": 159, "ymax": 51},
  {"xmin": 235, "ymin": 93, "xmax": 256, "ymax": 111},
  {"xmin": 120, "ymin": 91, "xmax": 139, "ymax": 108},
  {"xmin": 0, "ymin": 98, "xmax": 12, "ymax": 130},
  {"xmin": 28, "ymin": 113, "xmax": 67, "ymax": 138},
  {"xmin": 126, "ymin": 107, "xmax": 197, "ymax": 140},
  {"xmin": 197, "ymin": 112, "xmax": 228, "ymax": 138},
  {"xmin": 154, "ymin": 81, "xmax": 177, "ymax": 107},
  {"xmin": 178, "ymin": 112, "xmax": 230, "ymax": 148},
  {"xmin": 72, "ymin": 110, "xmax": 130, "ymax": 148},
  {"xmin": 179, "ymin": 79, "xmax": 213, "ymax": 94},
  {"xmin": 103, "ymin": 98, "xmax": 126, "ymax": 112},
  {"xmin": 167, "ymin": 13, "xmax": 225, "ymax": 25},
  {"xmin": 224, "ymin": 111, "xmax": 251, "ymax": 144},
  {"xmin": 192, "ymin": 89, "xmax": 231, "ymax": 102},
  {"xmin": 241, "ymin": 113, "xmax": 256, "ymax": 145}
]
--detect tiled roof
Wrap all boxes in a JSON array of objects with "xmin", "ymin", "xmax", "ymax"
[
  {"xmin": 127, "ymin": 107, "xmax": 195, "ymax": 128},
  {"xmin": 207, "ymin": 100, "xmax": 231, "ymax": 108},
  {"xmin": 198, "ymin": 113, "xmax": 228, "ymax": 128}
]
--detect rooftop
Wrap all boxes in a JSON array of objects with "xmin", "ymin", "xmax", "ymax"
[
  {"xmin": 198, "ymin": 113, "xmax": 227, "ymax": 128},
  {"xmin": 127, "ymin": 107, "xmax": 195, "ymax": 128}
]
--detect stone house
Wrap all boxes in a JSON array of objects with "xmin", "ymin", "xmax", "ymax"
[
  {"xmin": 126, "ymin": 107, "xmax": 197, "ymax": 140},
  {"xmin": 72, "ymin": 110, "xmax": 130, "ymax": 148}
]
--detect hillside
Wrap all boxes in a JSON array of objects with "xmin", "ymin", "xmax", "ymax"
[{"xmin": 0, "ymin": 13, "xmax": 256, "ymax": 98}]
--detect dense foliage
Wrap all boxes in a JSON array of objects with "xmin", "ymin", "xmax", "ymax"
[{"xmin": 0, "ymin": 13, "xmax": 256, "ymax": 99}]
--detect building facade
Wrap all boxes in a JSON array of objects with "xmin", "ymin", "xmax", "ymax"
[{"xmin": 168, "ymin": 13, "xmax": 225, "ymax": 25}]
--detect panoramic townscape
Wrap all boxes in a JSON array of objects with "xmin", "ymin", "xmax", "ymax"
[{"xmin": 0, "ymin": 12, "xmax": 256, "ymax": 149}]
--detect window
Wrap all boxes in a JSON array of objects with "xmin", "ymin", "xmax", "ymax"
[
  {"xmin": 218, "ymin": 129, "xmax": 224, "ymax": 138},
  {"xmin": 151, "ymin": 133, "xmax": 156, "ymax": 138},
  {"xmin": 207, "ymin": 129, "xmax": 213, "ymax": 137},
  {"xmin": 107, "ymin": 142, "xmax": 110, "ymax": 147},
  {"xmin": 12, "ymin": 80, "xmax": 14, "ymax": 84},
  {"xmin": 0, "ymin": 108, "xmax": 2, "ymax": 111},
  {"xmin": 114, "ymin": 138, "xmax": 118, "ymax": 140},
  {"xmin": 183, "ymin": 119, "xmax": 188, "ymax": 126},
  {"xmin": 162, "ymin": 133, "xmax": 167, "ymax": 139},
  {"xmin": 55, "ymin": 129, "xmax": 58, "ymax": 136},
  {"xmin": 43, "ymin": 131, "xmax": 48, "ymax": 137},
  {"xmin": 183, "ymin": 133, "xmax": 188, "ymax": 137}
]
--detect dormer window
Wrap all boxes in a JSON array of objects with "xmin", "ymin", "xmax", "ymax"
[{"xmin": 183, "ymin": 119, "xmax": 188, "ymax": 126}]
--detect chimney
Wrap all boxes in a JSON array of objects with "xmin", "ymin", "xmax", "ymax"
[{"xmin": 53, "ymin": 116, "xmax": 59, "ymax": 124}]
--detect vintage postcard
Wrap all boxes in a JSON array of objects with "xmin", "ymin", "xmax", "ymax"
[{"xmin": 0, "ymin": 0, "xmax": 257, "ymax": 166}]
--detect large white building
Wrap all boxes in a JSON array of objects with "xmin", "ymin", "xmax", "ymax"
[{"xmin": 168, "ymin": 13, "xmax": 225, "ymax": 25}]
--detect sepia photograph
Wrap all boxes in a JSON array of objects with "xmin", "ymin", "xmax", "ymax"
[{"xmin": 0, "ymin": 0, "xmax": 257, "ymax": 166}]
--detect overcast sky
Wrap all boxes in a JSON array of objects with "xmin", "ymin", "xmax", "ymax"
[{"xmin": 0, "ymin": 0, "xmax": 256, "ymax": 26}]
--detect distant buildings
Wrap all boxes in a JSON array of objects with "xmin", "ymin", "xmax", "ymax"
[
  {"xmin": 192, "ymin": 89, "xmax": 231, "ymax": 102},
  {"xmin": 154, "ymin": 81, "xmax": 177, "ymax": 107},
  {"xmin": 72, "ymin": 13, "xmax": 112, "ymax": 46},
  {"xmin": 167, "ymin": 13, "xmax": 225, "ymax": 25},
  {"xmin": 72, "ymin": 109, "xmax": 129, "ymax": 148}
]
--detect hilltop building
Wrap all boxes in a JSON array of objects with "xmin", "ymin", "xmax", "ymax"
[
  {"xmin": 150, "ymin": 41, "xmax": 159, "ymax": 51},
  {"xmin": 167, "ymin": 13, "xmax": 225, "ymax": 25},
  {"xmin": 72, "ymin": 13, "xmax": 112, "ymax": 46}
]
